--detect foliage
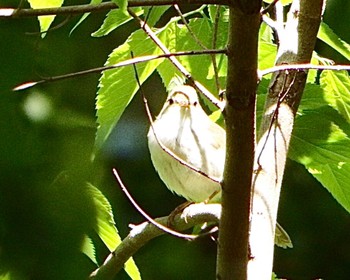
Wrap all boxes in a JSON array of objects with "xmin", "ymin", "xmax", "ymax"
[
  {"xmin": 95, "ymin": 4, "xmax": 350, "ymax": 215},
  {"xmin": 1, "ymin": 0, "xmax": 350, "ymax": 279}
]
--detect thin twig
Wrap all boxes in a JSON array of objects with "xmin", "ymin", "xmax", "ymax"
[
  {"xmin": 211, "ymin": 5, "xmax": 222, "ymax": 93},
  {"xmin": 25, "ymin": 15, "xmax": 72, "ymax": 36},
  {"xmin": 259, "ymin": 63, "xmax": 350, "ymax": 78},
  {"xmin": 130, "ymin": 50, "xmax": 220, "ymax": 184},
  {"xmin": 173, "ymin": 4, "xmax": 207, "ymax": 50},
  {"xmin": 13, "ymin": 49, "xmax": 226, "ymax": 91},
  {"xmin": 261, "ymin": 0, "xmax": 279, "ymax": 15},
  {"xmin": 0, "ymin": 0, "xmax": 230, "ymax": 18},
  {"xmin": 113, "ymin": 168, "xmax": 198, "ymax": 240},
  {"xmin": 89, "ymin": 203, "xmax": 221, "ymax": 279},
  {"xmin": 143, "ymin": 91, "xmax": 221, "ymax": 184},
  {"xmin": 128, "ymin": 7, "xmax": 224, "ymax": 110}
]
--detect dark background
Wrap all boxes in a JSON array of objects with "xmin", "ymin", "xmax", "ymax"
[{"xmin": 1, "ymin": 0, "xmax": 350, "ymax": 279}]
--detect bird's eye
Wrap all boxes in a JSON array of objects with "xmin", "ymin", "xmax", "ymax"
[
  {"xmin": 168, "ymin": 98, "xmax": 174, "ymax": 105},
  {"xmin": 193, "ymin": 101, "xmax": 198, "ymax": 106}
]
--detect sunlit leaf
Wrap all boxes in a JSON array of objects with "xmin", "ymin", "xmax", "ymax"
[
  {"xmin": 70, "ymin": 0, "xmax": 102, "ymax": 36},
  {"xmin": 92, "ymin": 7, "xmax": 143, "ymax": 37},
  {"xmin": 95, "ymin": 29, "xmax": 164, "ymax": 152},
  {"xmin": 86, "ymin": 183, "xmax": 141, "ymax": 279},
  {"xmin": 318, "ymin": 22, "xmax": 350, "ymax": 61},
  {"xmin": 176, "ymin": 18, "xmax": 226, "ymax": 94},
  {"xmin": 81, "ymin": 235, "xmax": 97, "ymax": 265},
  {"xmin": 87, "ymin": 183, "xmax": 119, "ymax": 251},
  {"xmin": 112, "ymin": 0, "xmax": 128, "ymax": 15},
  {"xmin": 28, "ymin": 0, "xmax": 64, "ymax": 38},
  {"xmin": 320, "ymin": 70, "xmax": 350, "ymax": 123},
  {"xmin": 258, "ymin": 41, "xmax": 277, "ymax": 71},
  {"xmin": 289, "ymin": 107, "xmax": 350, "ymax": 213}
]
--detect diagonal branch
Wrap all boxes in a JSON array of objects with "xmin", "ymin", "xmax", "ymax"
[
  {"xmin": 89, "ymin": 203, "xmax": 221, "ymax": 279},
  {"xmin": 128, "ymin": 8, "xmax": 224, "ymax": 110},
  {"xmin": 13, "ymin": 49, "xmax": 226, "ymax": 91}
]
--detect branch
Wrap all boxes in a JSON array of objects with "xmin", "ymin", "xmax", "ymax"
[
  {"xmin": 128, "ymin": 8, "xmax": 224, "ymax": 110},
  {"xmin": 249, "ymin": 1, "xmax": 324, "ymax": 279},
  {"xmin": 217, "ymin": 1, "xmax": 261, "ymax": 279},
  {"xmin": 13, "ymin": 49, "xmax": 226, "ymax": 91},
  {"xmin": 259, "ymin": 63, "xmax": 350, "ymax": 77},
  {"xmin": 0, "ymin": 0, "xmax": 229, "ymax": 18},
  {"xmin": 89, "ymin": 203, "xmax": 221, "ymax": 280}
]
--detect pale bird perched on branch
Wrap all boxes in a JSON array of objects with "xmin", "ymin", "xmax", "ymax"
[{"xmin": 147, "ymin": 84, "xmax": 292, "ymax": 248}]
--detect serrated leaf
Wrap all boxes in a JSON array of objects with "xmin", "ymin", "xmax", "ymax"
[
  {"xmin": 259, "ymin": 21, "xmax": 274, "ymax": 43},
  {"xmin": 175, "ymin": 18, "xmax": 226, "ymax": 94},
  {"xmin": 87, "ymin": 183, "xmax": 118, "ymax": 251},
  {"xmin": 318, "ymin": 22, "xmax": 350, "ymax": 61},
  {"xmin": 28, "ymin": 0, "xmax": 64, "ymax": 38},
  {"xmin": 92, "ymin": 7, "xmax": 143, "ymax": 37},
  {"xmin": 95, "ymin": 29, "xmax": 164, "ymax": 151},
  {"xmin": 86, "ymin": 183, "xmax": 141, "ymax": 279},
  {"xmin": 320, "ymin": 70, "xmax": 350, "ymax": 123},
  {"xmin": 81, "ymin": 234, "xmax": 97, "ymax": 265},
  {"xmin": 289, "ymin": 107, "xmax": 350, "ymax": 214},
  {"xmin": 113, "ymin": 0, "xmax": 128, "ymax": 15},
  {"xmin": 70, "ymin": 0, "xmax": 102, "ymax": 36}
]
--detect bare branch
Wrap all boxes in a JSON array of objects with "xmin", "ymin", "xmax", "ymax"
[
  {"xmin": 0, "ymin": 0, "xmax": 230, "ymax": 18},
  {"xmin": 13, "ymin": 49, "xmax": 226, "ymax": 91},
  {"xmin": 113, "ymin": 168, "xmax": 200, "ymax": 240},
  {"xmin": 89, "ymin": 203, "xmax": 221, "ymax": 279},
  {"xmin": 259, "ymin": 63, "xmax": 350, "ymax": 77}
]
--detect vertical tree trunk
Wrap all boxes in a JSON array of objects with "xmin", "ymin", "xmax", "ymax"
[
  {"xmin": 248, "ymin": 0, "xmax": 323, "ymax": 279},
  {"xmin": 217, "ymin": 1, "xmax": 261, "ymax": 279},
  {"xmin": 218, "ymin": 0, "xmax": 324, "ymax": 279}
]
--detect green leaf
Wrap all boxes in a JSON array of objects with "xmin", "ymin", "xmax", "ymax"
[
  {"xmin": 87, "ymin": 183, "xmax": 118, "ymax": 251},
  {"xmin": 81, "ymin": 234, "xmax": 97, "ymax": 265},
  {"xmin": 317, "ymin": 22, "xmax": 350, "ymax": 61},
  {"xmin": 176, "ymin": 18, "xmax": 226, "ymax": 94},
  {"xmin": 208, "ymin": 5, "xmax": 229, "ymax": 23},
  {"xmin": 92, "ymin": 7, "xmax": 143, "ymax": 37},
  {"xmin": 320, "ymin": 70, "xmax": 350, "ymax": 123},
  {"xmin": 70, "ymin": 0, "xmax": 102, "ymax": 36},
  {"xmin": 298, "ymin": 82, "xmax": 327, "ymax": 112},
  {"xmin": 86, "ymin": 183, "xmax": 141, "ymax": 279},
  {"xmin": 289, "ymin": 107, "xmax": 350, "ymax": 214},
  {"xmin": 112, "ymin": 0, "xmax": 128, "ymax": 15},
  {"xmin": 259, "ymin": 21, "xmax": 274, "ymax": 43},
  {"xmin": 143, "ymin": 5, "xmax": 171, "ymax": 27},
  {"xmin": 0, "ymin": 271, "xmax": 11, "ymax": 280},
  {"xmin": 258, "ymin": 41, "xmax": 277, "ymax": 71},
  {"xmin": 28, "ymin": 0, "xmax": 64, "ymax": 38},
  {"xmin": 95, "ymin": 29, "xmax": 164, "ymax": 151}
]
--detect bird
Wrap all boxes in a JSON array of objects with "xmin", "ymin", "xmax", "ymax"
[
  {"xmin": 147, "ymin": 84, "xmax": 292, "ymax": 248},
  {"xmin": 147, "ymin": 85, "xmax": 225, "ymax": 203}
]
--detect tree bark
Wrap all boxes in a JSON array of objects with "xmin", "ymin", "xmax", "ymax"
[
  {"xmin": 248, "ymin": 1, "xmax": 323, "ymax": 279},
  {"xmin": 217, "ymin": 1, "xmax": 261, "ymax": 279}
]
